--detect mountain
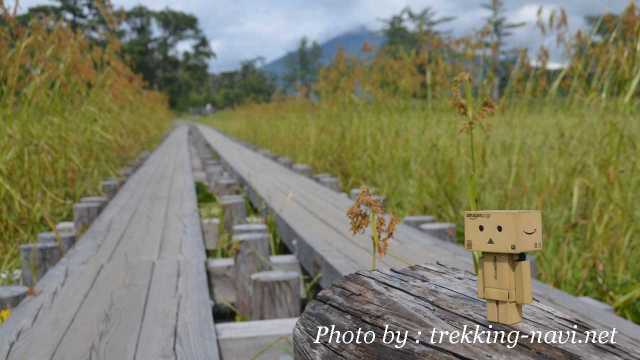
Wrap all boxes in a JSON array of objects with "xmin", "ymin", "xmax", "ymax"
[{"xmin": 261, "ymin": 26, "xmax": 385, "ymax": 79}]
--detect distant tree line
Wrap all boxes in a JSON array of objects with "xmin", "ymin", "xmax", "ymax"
[{"xmin": 11, "ymin": 0, "xmax": 277, "ymax": 110}]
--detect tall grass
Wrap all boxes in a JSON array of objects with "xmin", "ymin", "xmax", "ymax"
[
  {"xmin": 0, "ymin": 7, "xmax": 172, "ymax": 278},
  {"xmin": 201, "ymin": 3, "xmax": 640, "ymax": 323},
  {"xmin": 203, "ymin": 98, "xmax": 640, "ymax": 324}
]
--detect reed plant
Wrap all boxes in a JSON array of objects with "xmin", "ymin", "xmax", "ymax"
[
  {"xmin": 203, "ymin": 3, "xmax": 640, "ymax": 322},
  {"xmin": 0, "ymin": 5, "xmax": 172, "ymax": 279},
  {"xmin": 203, "ymin": 97, "xmax": 640, "ymax": 323}
]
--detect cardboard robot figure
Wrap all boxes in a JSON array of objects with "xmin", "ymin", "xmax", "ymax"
[{"xmin": 464, "ymin": 210, "xmax": 542, "ymax": 325}]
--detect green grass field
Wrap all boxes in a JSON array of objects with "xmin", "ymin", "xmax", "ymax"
[
  {"xmin": 0, "ymin": 16, "xmax": 172, "ymax": 282},
  {"xmin": 203, "ymin": 98, "xmax": 640, "ymax": 323}
]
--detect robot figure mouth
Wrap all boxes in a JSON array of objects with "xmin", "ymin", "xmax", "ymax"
[
  {"xmin": 523, "ymin": 229, "xmax": 537, "ymax": 235},
  {"xmin": 487, "ymin": 238, "xmax": 495, "ymax": 244}
]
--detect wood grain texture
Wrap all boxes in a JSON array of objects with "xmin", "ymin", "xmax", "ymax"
[
  {"xmin": 1, "ymin": 126, "xmax": 219, "ymax": 360},
  {"xmin": 294, "ymin": 263, "xmax": 640, "ymax": 360},
  {"xmin": 216, "ymin": 318, "xmax": 297, "ymax": 360},
  {"xmin": 195, "ymin": 124, "xmax": 640, "ymax": 340},
  {"xmin": 220, "ymin": 195, "xmax": 247, "ymax": 234},
  {"xmin": 234, "ymin": 232, "xmax": 272, "ymax": 317},
  {"xmin": 251, "ymin": 270, "xmax": 301, "ymax": 320}
]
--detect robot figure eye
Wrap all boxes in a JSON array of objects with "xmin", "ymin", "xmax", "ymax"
[
  {"xmin": 479, "ymin": 225, "xmax": 484, "ymax": 231},
  {"xmin": 497, "ymin": 225, "xmax": 503, "ymax": 232}
]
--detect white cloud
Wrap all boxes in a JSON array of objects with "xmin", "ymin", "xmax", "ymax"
[{"xmin": 5, "ymin": 0, "xmax": 636, "ymax": 72}]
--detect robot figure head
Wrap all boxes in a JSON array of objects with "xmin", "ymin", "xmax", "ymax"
[{"xmin": 464, "ymin": 210, "xmax": 542, "ymax": 253}]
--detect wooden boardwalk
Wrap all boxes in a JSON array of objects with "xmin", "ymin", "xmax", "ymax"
[
  {"xmin": 1, "ymin": 122, "xmax": 638, "ymax": 359},
  {"xmin": 196, "ymin": 124, "xmax": 640, "ymax": 342},
  {"xmin": 0, "ymin": 126, "xmax": 218, "ymax": 360}
]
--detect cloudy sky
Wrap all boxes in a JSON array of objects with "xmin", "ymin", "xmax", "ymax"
[{"xmin": 10, "ymin": 0, "xmax": 634, "ymax": 72}]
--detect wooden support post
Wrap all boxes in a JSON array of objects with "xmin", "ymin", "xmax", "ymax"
[
  {"xmin": 419, "ymin": 222, "xmax": 456, "ymax": 242},
  {"xmin": 0, "ymin": 286, "xmax": 28, "ymax": 309},
  {"xmin": 277, "ymin": 156, "xmax": 293, "ymax": 168},
  {"xmin": 37, "ymin": 232, "xmax": 75, "ymax": 253},
  {"xmin": 317, "ymin": 176, "xmax": 341, "ymax": 192},
  {"xmin": 37, "ymin": 232, "xmax": 55, "ymax": 243},
  {"xmin": 73, "ymin": 202, "xmax": 101, "ymax": 233},
  {"xmin": 208, "ymin": 255, "xmax": 303, "ymax": 305},
  {"xmin": 292, "ymin": 163, "xmax": 312, "ymax": 177},
  {"xmin": 270, "ymin": 255, "xmax": 301, "ymax": 274},
  {"xmin": 207, "ymin": 258, "xmax": 235, "ymax": 304},
  {"xmin": 232, "ymin": 223, "xmax": 267, "ymax": 236},
  {"xmin": 271, "ymin": 255, "xmax": 305, "ymax": 298},
  {"xmin": 201, "ymin": 218, "xmax": 220, "ymax": 251},
  {"xmin": 234, "ymin": 232, "xmax": 271, "ymax": 317},
  {"xmin": 55, "ymin": 222, "xmax": 77, "ymax": 253},
  {"xmin": 216, "ymin": 318, "xmax": 297, "ymax": 360},
  {"xmin": 220, "ymin": 195, "xmax": 247, "ymax": 234},
  {"xmin": 205, "ymin": 164, "xmax": 224, "ymax": 185},
  {"xmin": 402, "ymin": 215, "xmax": 435, "ymax": 228},
  {"xmin": 101, "ymin": 179, "xmax": 120, "ymax": 200},
  {"xmin": 312, "ymin": 173, "xmax": 331, "ymax": 182},
  {"xmin": 20, "ymin": 243, "xmax": 62, "ymax": 287},
  {"xmin": 214, "ymin": 177, "xmax": 241, "ymax": 196},
  {"xmin": 203, "ymin": 159, "xmax": 222, "ymax": 168},
  {"xmin": 56, "ymin": 221, "xmax": 75, "ymax": 235},
  {"xmin": 80, "ymin": 196, "xmax": 108, "ymax": 211},
  {"xmin": 258, "ymin": 149, "xmax": 275, "ymax": 159},
  {"xmin": 72, "ymin": 196, "xmax": 107, "ymax": 233},
  {"xmin": 250, "ymin": 270, "xmax": 301, "ymax": 320}
]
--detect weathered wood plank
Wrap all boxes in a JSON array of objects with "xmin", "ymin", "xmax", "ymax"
[
  {"xmin": 195, "ymin": 124, "xmax": 640, "ymax": 340},
  {"xmin": 294, "ymin": 263, "xmax": 640, "ymax": 359},
  {"xmin": 134, "ymin": 260, "xmax": 181, "ymax": 360},
  {"xmin": 250, "ymin": 270, "xmax": 300, "ymax": 320},
  {"xmin": 1, "ymin": 126, "xmax": 219, "ymax": 360},
  {"xmin": 216, "ymin": 318, "xmax": 297, "ymax": 360}
]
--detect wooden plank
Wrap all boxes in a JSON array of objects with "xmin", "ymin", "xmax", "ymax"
[
  {"xmin": 1, "ymin": 126, "xmax": 219, "ymax": 360},
  {"xmin": 1, "ymin": 134, "xmax": 169, "ymax": 359},
  {"xmin": 216, "ymin": 318, "xmax": 296, "ymax": 360},
  {"xmin": 50, "ymin": 142, "xmax": 180, "ymax": 359},
  {"xmin": 175, "ymin": 259, "xmax": 219, "ymax": 360},
  {"xmin": 196, "ymin": 124, "xmax": 640, "ymax": 340},
  {"xmin": 5, "ymin": 129, "xmax": 180, "ymax": 360},
  {"xmin": 295, "ymin": 263, "xmax": 640, "ymax": 359},
  {"xmin": 134, "ymin": 260, "xmax": 181, "ymax": 360}
]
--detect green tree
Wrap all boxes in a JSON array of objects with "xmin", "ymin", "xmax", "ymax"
[
  {"xmin": 13, "ymin": 2, "xmax": 216, "ymax": 110},
  {"xmin": 482, "ymin": 0, "xmax": 525, "ymax": 99},
  {"xmin": 381, "ymin": 6, "xmax": 454, "ymax": 55},
  {"xmin": 211, "ymin": 58, "xmax": 276, "ymax": 108},
  {"xmin": 119, "ymin": 6, "xmax": 214, "ymax": 109},
  {"xmin": 283, "ymin": 37, "xmax": 322, "ymax": 97}
]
